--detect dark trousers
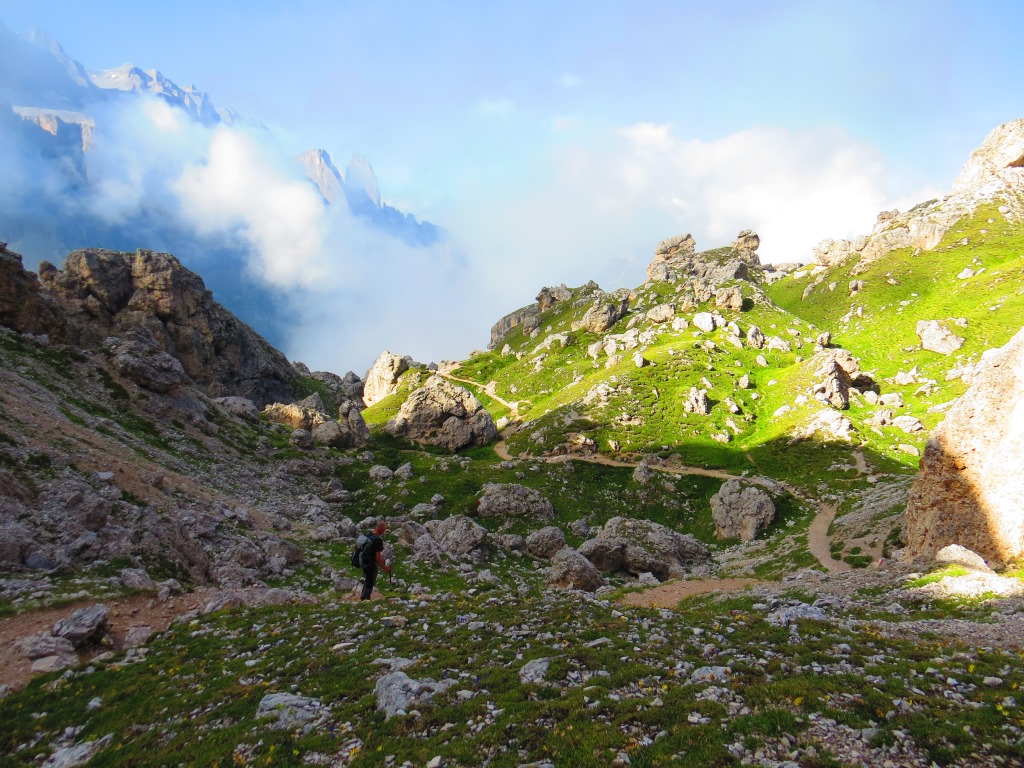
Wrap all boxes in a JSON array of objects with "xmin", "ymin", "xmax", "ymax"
[{"xmin": 360, "ymin": 565, "xmax": 377, "ymax": 600}]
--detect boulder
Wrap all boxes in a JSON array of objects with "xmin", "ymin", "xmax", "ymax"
[
  {"xmin": 288, "ymin": 429, "xmax": 314, "ymax": 449},
  {"xmin": 578, "ymin": 537, "xmax": 627, "ymax": 573},
  {"xmin": 684, "ymin": 387, "xmax": 710, "ymax": 415},
  {"xmin": 525, "ymin": 526, "xmax": 566, "ymax": 559},
  {"xmin": 598, "ymin": 517, "xmax": 712, "ymax": 580},
  {"xmin": 386, "ymin": 375, "xmax": 498, "ymax": 451},
  {"xmin": 646, "ymin": 304, "xmax": 676, "ymax": 324},
  {"xmin": 476, "ymin": 483, "xmax": 555, "ymax": 520},
  {"xmin": 710, "ymin": 479, "xmax": 776, "ymax": 541},
  {"xmin": 424, "ymin": 515, "xmax": 489, "ymax": 562},
  {"xmin": 892, "ymin": 415, "xmax": 925, "ymax": 433},
  {"xmin": 812, "ymin": 349, "xmax": 862, "ymax": 410},
  {"xmin": 692, "ymin": 312, "xmax": 717, "ymax": 332},
  {"xmin": 934, "ymin": 544, "xmax": 993, "ymax": 572},
  {"xmin": 917, "ymin": 320, "xmax": 965, "ymax": 355},
  {"xmin": 715, "ymin": 286, "xmax": 744, "ymax": 312},
  {"xmin": 546, "ymin": 548, "xmax": 603, "ymax": 592},
  {"xmin": 632, "ymin": 462, "xmax": 654, "ymax": 484},
  {"xmin": 576, "ymin": 298, "xmax": 630, "ymax": 334},
  {"xmin": 311, "ymin": 418, "xmax": 368, "ymax": 449},
  {"xmin": 369, "ymin": 465, "xmax": 394, "ymax": 482},
  {"xmin": 905, "ymin": 328, "xmax": 1024, "ymax": 565},
  {"xmin": 119, "ymin": 568, "xmax": 156, "ymax": 591},
  {"xmin": 52, "ymin": 604, "xmax": 110, "ymax": 648},
  {"xmin": 374, "ymin": 671, "xmax": 455, "ymax": 720},
  {"xmin": 746, "ymin": 325, "xmax": 766, "ymax": 349},
  {"xmin": 15, "ymin": 632, "xmax": 76, "ymax": 661}
]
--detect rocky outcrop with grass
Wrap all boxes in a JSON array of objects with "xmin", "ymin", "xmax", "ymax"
[
  {"xmin": 362, "ymin": 351, "xmax": 411, "ymax": 407},
  {"xmin": 37, "ymin": 248, "xmax": 299, "ymax": 406},
  {"xmin": 385, "ymin": 375, "xmax": 498, "ymax": 451}
]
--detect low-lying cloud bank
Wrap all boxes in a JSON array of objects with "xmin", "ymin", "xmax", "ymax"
[
  {"xmin": 3, "ymin": 89, "xmax": 934, "ymax": 377},
  {"xmin": 446, "ymin": 121, "xmax": 938, "ymax": 308}
]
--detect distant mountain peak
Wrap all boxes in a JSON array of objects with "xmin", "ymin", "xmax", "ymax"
[
  {"xmin": 297, "ymin": 148, "xmax": 344, "ymax": 204},
  {"xmin": 22, "ymin": 27, "xmax": 93, "ymax": 89},
  {"xmin": 345, "ymin": 153, "xmax": 382, "ymax": 208},
  {"xmin": 89, "ymin": 63, "xmax": 222, "ymax": 125}
]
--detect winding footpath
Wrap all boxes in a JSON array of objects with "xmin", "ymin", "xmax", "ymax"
[{"xmin": 440, "ymin": 368, "xmax": 850, "ymax": 575}]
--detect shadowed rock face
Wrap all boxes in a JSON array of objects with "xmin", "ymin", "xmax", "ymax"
[
  {"xmin": 31, "ymin": 247, "xmax": 298, "ymax": 407},
  {"xmin": 905, "ymin": 327, "xmax": 1024, "ymax": 565},
  {"xmin": 0, "ymin": 244, "xmax": 64, "ymax": 337}
]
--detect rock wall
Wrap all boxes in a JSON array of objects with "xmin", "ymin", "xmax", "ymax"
[
  {"xmin": 489, "ymin": 305, "xmax": 540, "ymax": 349},
  {"xmin": 0, "ymin": 245, "xmax": 298, "ymax": 407},
  {"xmin": 904, "ymin": 327, "xmax": 1024, "ymax": 565}
]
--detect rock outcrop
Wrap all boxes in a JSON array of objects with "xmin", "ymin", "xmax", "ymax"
[
  {"xmin": 476, "ymin": 483, "xmax": 556, "ymax": 520},
  {"xmin": 24, "ymin": 248, "xmax": 299, "ymax": 406},
  {"xmin": 589, "ymin": 517, "xmax": 712, "ymax": 580},
  {"xmin": 814, "ymin": 120, "xmax": 1024, "ymax": 270},
  {"xmin": 710, "ymin": 479, "xmax": 776, "ymax": 541},
  {"xmin": 0, "ymin": 244, "xmax": 64, "ymax": 337},
  {"xmin": 905, "ymin": 328, "xmax": 1024, "ymax": 565},
  {"xmin": 952, "ymin": 118, "xmax": 1024, "ymax": 199},
  {"xmin": 385, "ymin": 375, "xmax": 498, "ymax": 451},
  {"xmin": 646, "ymin": 231, "xmax": 760, "ymax": 284},
  {"xmin": 363, "ymin": 351, "xmax": 411, "ymax": 407}
]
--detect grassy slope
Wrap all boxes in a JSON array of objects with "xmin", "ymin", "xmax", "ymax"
[{"xmin": 437, "ymin": 204, "xmax": 1023, "ymax": 492}]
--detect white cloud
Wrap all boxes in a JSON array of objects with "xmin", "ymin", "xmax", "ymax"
[
  {"xmin": 604, "ymin": 123, "xmax": 938, "ymax": 263},
  {"xmin": 444, "ymin": 122, "xmax": 938, "ymax": 324},
  {"xmin": 558, "ymin": 74, "xmax": 583, "ymax": 88},
  {"xmin": 175, "ymin": 128, "xmax": 328, "ymax": 286},
  {"xmin": 477, "ymin": 96, "xmax": 516, "ymax": 117}
]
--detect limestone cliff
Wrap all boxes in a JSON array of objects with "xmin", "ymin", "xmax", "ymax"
[
  {"xmin": 904, "ymin": 327, "xmax": 1024, "ymax": 565},
  {"xmin": 2, "ymin": 245, "xmax": 298, "ymax": 407}
]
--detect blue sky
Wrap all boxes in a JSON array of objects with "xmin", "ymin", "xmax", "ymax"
[{"xmin": 2, "ymin": 0, "xmax": 1022, "ymax": 369}]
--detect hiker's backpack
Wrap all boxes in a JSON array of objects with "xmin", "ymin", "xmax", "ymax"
[{"xmin": 350, "ymin": 533, "xmax": 373, "ymax": 569}]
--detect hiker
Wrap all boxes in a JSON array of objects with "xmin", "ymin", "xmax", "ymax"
[{"xmin": 359, "ymin": 520, "xmax": 392, "ymax": 601}]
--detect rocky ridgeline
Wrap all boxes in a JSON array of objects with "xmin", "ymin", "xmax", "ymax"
[
  {"xmin": 813, "ymin": 118, "xmax": 1024, "ymax": 272},
  {"xmin": 0, "ymin": 244, "xmax": 299, "ymax": 406}
]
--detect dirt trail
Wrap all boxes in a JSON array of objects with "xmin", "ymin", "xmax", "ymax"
[
  {"xmin": 443, "ymin": 370, "xmax": 850, "ymax": 594},
  {"xmin": 620, "ymin": 578, "xmax": 760, "ymax": 608},
  {"xmin": 807, "ymin": 502, "xmax": 852, "ymax": 574},
  {"xmin": 439, "ymin": 370, "xmax": 519, "ymax": 421},
  {"xmin": 0, "ymin": 589, "xmax": 214, "ymax": 690}
]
